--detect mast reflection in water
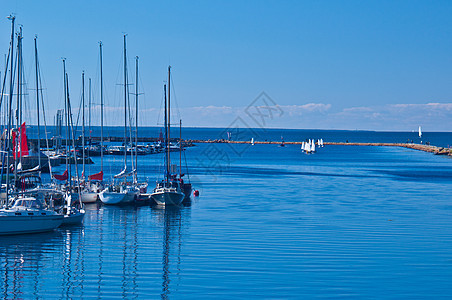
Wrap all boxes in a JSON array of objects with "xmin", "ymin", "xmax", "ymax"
[
  {"xmin": 0, "ymin": 204, "xmax": 191, "ymax": 299},
  {"xmin": 152, "ymin": 205, "xmax": 186, "ymax": 299}
]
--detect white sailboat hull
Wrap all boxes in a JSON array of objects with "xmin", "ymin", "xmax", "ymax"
[
  {"xmin": 0, "ymin": 215, "xmax": 64, "ymax": 235},
  {"xmin": 151, "ymin": 190, "xmax": 185, "ymax": 206},
  {"xmin": 99, "ymin": 190, "xmax": 127, "ymax": 205},
  {"xmin": 99, "ymin": 189, "xmax": 137, "ymax": 205},
  {"xmin": 81, "ymin": 192, "xmax": 98, "ymax": 203},
  {"xmin": 61, "ymin": 210, "xmax": 85, "ymax": 225}
]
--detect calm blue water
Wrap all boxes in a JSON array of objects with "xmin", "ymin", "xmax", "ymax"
[{"xmin": 2, "ymin": 131, "xmax": 452, "ymax": 298}]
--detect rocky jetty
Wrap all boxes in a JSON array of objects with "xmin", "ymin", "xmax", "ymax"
[{"xmin": 186, "ymin": 139, "xmax": 452, "ymax": 156}]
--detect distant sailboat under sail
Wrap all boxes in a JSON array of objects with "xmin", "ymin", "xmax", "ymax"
[{"xmin": 418, "ymin": 126, "xmax": 422, "ymax": 138}]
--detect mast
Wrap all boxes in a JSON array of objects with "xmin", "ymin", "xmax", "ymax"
[
  {"xmin": 88, "ymin": 77, "xmax": 91, "ymax": 143},
  {"xmin": 16, "ymin": 27, "xmax": 21, "ymax": 130},
  {"xmin": 67, "ymin": 74, "xmax": 82, "ymax": 205},
  {"xmin": 167, "ymin": 66, "xmax": 171, "ymax": 175},
  {"xmin": 63, "ymin": 59, "xmax": 68, "ymax": 185},
  {"xmin": 14, "ymin": 26, "xmax": 22, "ymax": 183},
  {"xmin": 82, "ymin": 71, "xmax": 85, "ymax": 179},
  {"xmin": 123, "ymin": 34, "xmax": 127, "ymax": 174},
  {"xmin": 64, "ymin": 67, "xmax": 69, "ymax": 184},
  {"xmin": 134, "ymin": 56, "xmax": 138, "ymax": 184},
  {"xmin": 5, "ymin": 14, "xmax": 15, "ymax": 202},
  {"xmin": 34, "ymin": 36, "xmax": 41, "ymax": 171},
  {"xmin": 164, "ymin": 84, "xmax": 169, "ymax": 182},
  {"xmin": 179, "ymin": 119, "xmax": 182, "ymax": 178},
  {"xmin": 99, "ymin": 41, "xmax": 104, "ymax": 173}
]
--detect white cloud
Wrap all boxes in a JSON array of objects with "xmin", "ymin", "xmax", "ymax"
[
  {"xmin": 281, "ymin": 103, "xmax": 331, "ymax": 116},
  {"xmin": 24, "ymin": 101, "xmax": 452, "ymax": 131}
]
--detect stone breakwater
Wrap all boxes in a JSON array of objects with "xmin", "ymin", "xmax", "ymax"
[
  {"xmin": 324, "ymin": 142, "xmax": 451, "ymax": 155},
  {"xmin": 186, "ymin": 139, "xmax": 452, "ymax": 156}
]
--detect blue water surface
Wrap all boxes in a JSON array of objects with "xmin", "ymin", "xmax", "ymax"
[{"xmin": 2, "ymin": 139, "xmax": 452, "ymax": 299}]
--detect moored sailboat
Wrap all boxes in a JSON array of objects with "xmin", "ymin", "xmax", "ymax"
[
  {"xmin": 0, "ymin": 196, "xmax": 64, "ymax": 235},
  {"xmin": 99, "ymin": 35, "xmax": 138, "ymax": 205},
  {"xmin": 151, "ymin": 67, "xmax": 186, "ymax": 206}
]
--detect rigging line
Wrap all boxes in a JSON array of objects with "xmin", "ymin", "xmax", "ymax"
[
  {"xmin": 127, "ymin": 75, "xmax": 135, "ymax": 172},
  {"xmin": 156, "ymin": 89, "xmax": 164, "ymax": 129},
  {"xmin": 170, "ymin": 73, "xmax": 182, "ymax": 123},
  {"xmin": 37, "ymin": 48, "xmax": 53, "ymax": 177},
  {"xmin": 137, "ymin": 68, "xmax": 146, "ymax": 127},
  {"xmin": 73, "ymin": 86, "xmax": 83, "ymax": 139},
  {"xmin": 0, "ymin": 44, "xmax": 12, "ymax": 110}
]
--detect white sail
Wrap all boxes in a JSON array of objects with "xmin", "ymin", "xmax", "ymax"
[
  {"xmin": 418, "ymin": 126, "xmax": 422, "ymax": 138},
  {"xmin": 311, "ymin": 141, "xmax": 316, "ymax": 152},
  {"xmin": 251, "ymin": 138, "xmax": 254, "ymax": 145}
]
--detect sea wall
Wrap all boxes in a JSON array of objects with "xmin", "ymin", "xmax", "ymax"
[{"xmin": 185, "ymin": 139, "xmax": 452, "ymax": 156}]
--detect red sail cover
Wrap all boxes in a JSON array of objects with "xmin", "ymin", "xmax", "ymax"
[
  {"xmin": 12, "ymin": 122, "xmax": 29, "ymax": 159},
  {"xmin": 54, "ymin": 169, "xmax": 68, "ymax": 181},
  {"xmin": 89, "ymin": 170, "xmax": 103, "ymax": 181}
]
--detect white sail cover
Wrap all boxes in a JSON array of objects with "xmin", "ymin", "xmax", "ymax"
[
  {"xmin": 127, "ymin": 169, "xmax": 137, "ymax": 177},
  {"xmin": 114, "ymin": 166, "xmax": 128, "ymax": 179}
]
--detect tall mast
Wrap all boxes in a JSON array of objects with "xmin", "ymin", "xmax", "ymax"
[
  {"xmin": 66, "ymin": 73, "xmax": 71, "ymax": 184},
  {"xmin": 167, "ymin": 66, "xmax": 171, "ymax": 174},
  {"xmin": 14, "ymin": 26, "xmax": 22, "ymax": 182},
  {"xmin": 179, "ymin": 119, "xmax": 182, "ymax": 178},
  {"xmin": 123, "ymin": 34, "xmax": 127, "ymax": 172},
  {"xmin": 99, "ymin": 41, "xmax": 104, "ymax": 172},
  {"xmin": 164, "ymin": 84, "xmax": 168, "ymax": 182},
  {"xmin": 67, "ymin": 75, "xmax": 82, "ymax": 204},
  {"xmin": 5, "ymin": 14, "xmax": 15, "ymax": 202},
  {"xmin": 63, "ymin": 59, "xmax": 69, "ymax": 185},
  {"xmin": 82, "ymin": 71, "xmax": 85, "ymax": 179},
  {"xmin": 34, "ymin": 36, "xmax": 41, "ymax": 171},
  {"xmin": 88, "ymin": 77, "xmax": 91, "ymax": 143},
  {"xmin": 134, "ymin": 56, "xmax": 138, "ymax": 184},
  {"xmin": 16, "ymin": 26, "xmax": 21, "ymax": 130}
]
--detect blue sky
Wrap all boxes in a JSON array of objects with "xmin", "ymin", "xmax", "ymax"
[{"xmin": 1, "ymin": 0, "xmax": 452, "ymax": 130}]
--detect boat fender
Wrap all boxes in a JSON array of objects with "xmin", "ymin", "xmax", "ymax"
[{"xmin": 194, "ymin": 190, "xmax": 200, "ymax": 196}]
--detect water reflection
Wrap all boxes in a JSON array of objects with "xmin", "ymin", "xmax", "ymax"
[
  {"xmin": 59, "ymin": 225, "xmax": 86, "ymax": 299},
  {"xmin": 151, "ymin": 205, "xmax": 190, "ymax": 300},
  {"xmin": 0, "ymin": 203, "xmax": 191, "ymax": 298},
  {"xmin": 0, "ymin": 231, "xmax": 63, "ymax": 298},
  {"xmin": 90, "ymin": 205, "xmax": 141, "ymax": 299}
]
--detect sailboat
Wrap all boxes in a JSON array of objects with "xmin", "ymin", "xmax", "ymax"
[
  {"xmin": 133, "ymin": 56, "xmax": 150, "ymax": 204},
  {"xmin": 251, "ymin": 137, "xmax": 255, "ymax": 145},
  {"xmin": 85, "ymin": 41, "xmax": 105, "ymax": 199},
  {"xmin": 60, "ymin": 70, "xmax": 85, "ymax": 225},
  {"xmin": 151, "ymin": 66, "xmax": 185, "ymax": 206},
  {"xmin": 99, "ymin": 35, "xmax": 138, "ymax": 205},
  {"xmin": 79, "ymin": 72, "xmax": 99, "ymax": 203},
  {"xmin": 0, "ymin": 17, "xmax": 64, "ymax": 234},
  {"xmin": 419, "ymin": 126, "xmax": 422, "ymax": 138},
  {"xmin": 0, "ymin": 196, "xmax": 64, "ymax": 235}
]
